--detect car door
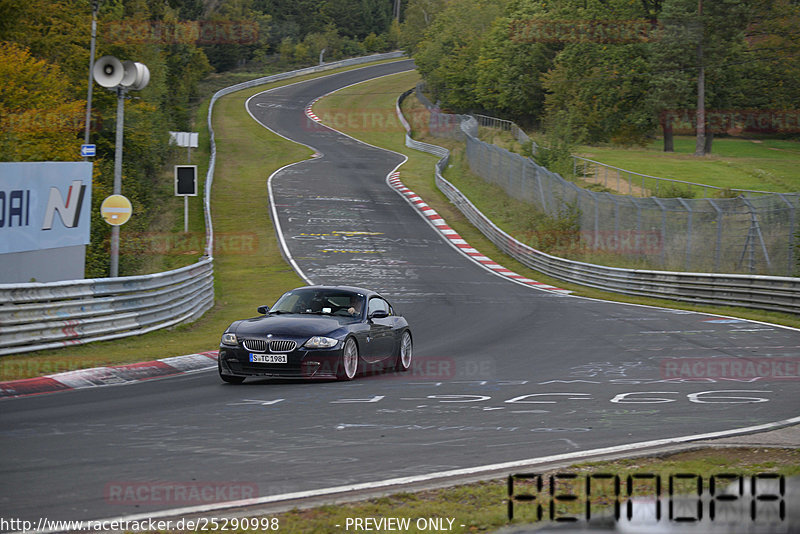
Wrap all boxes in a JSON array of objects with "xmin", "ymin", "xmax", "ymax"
[{"xmin": 365, "ymin": 297, "xmax": 394, "ymax": 362}]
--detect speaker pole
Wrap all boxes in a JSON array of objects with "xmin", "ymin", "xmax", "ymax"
[
  {"xmin": 92, "ymin": 54, "xmax": 148, "ymax": 277},
  {"xmin": 83, "ymin": 0, "xmax": 98, "ymax": 161},
  {"xmin": 110, "ymin": 85, "xmax": 126, "ymax": 278}
]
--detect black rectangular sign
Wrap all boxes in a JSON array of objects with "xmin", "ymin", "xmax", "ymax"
[{"xmin": 175, "ymin": 165, "xmax": 197, "ymax": 196}]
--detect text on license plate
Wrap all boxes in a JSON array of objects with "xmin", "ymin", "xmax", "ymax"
[{"xmin": 249, "ymin": 354, "xmax": 288, "ymax": 364}]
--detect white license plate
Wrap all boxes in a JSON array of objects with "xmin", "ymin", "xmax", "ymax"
[{"xmin": 249, "ymin": 354, "xmax": 288, "ymax": 364}]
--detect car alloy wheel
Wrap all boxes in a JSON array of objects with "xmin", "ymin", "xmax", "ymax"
[
  {"xmin": 337, "ymin": 337, "xmax": 359, "ymax": 380},
  {"xmin": 395, "ymin": 330, "xmax": 412, "ymax": 372}
]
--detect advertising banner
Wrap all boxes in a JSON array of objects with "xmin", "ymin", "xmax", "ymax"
[{"xmin": 0, "ymin": 162, "xmax": 93, "ymax": 254}]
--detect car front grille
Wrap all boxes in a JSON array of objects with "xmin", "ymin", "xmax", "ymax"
[
  {"xmin": 269, "ymin": 340, "xmax": 297, "ymax": 353},
  {"xmin": 242, "ymin": 339, "xmax": 267, "ymax": 352},
  {"xmin": 241, "ymin": 339, "xmax": 297, "ymax": 353}
]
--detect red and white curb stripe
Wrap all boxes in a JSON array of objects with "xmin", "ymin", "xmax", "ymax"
[
  {"xmin": 0, "ymin": 351, "xmax": 219, "ymax": 399},
  {"xmin": 306, "ymin": 93, "xmax": 568, "ymax": 294},
  {"xmin": 387, "ymin": 172, "xmax": 570, "ymax": 295},
  {"xmin": 305, "ymin": 97, "xmax": 322, "ymax": 123}
]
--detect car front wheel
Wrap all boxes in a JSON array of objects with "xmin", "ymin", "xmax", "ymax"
[
  {"xmin": 337, "ymin": 337, "xmax": 359, "ymax": 380},
  {"xmin": 395, "ymin": 330, "xmax": 412, "ymax": 372}
]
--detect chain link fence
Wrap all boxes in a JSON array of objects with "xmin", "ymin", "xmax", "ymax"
[
  {"xmin": 416, "ymin": 86, "xmax": 799, "ymax": 276},
  {"xmin": 572, "ymin": 156, "xmax": 776, "ymax": 198}
]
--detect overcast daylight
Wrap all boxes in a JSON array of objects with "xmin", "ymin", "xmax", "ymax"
[{"xmin": 1, "ymin": 1, "xmax": 799, "ymax": 533}]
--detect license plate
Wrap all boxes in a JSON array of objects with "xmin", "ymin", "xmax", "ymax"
[{"xmin": 249, "ymin": 354, "xmax": 287, "ymax": 364}]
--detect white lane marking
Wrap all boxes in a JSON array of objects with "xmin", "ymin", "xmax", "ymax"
[{"xmin": 35, "ymin": 414, "xmax": 798, "ymax": 534}]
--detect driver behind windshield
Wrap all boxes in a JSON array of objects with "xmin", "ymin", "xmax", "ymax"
[
  {"xmin": 275, "ymin": 289, "xmax": 364, "ymax": 316},
  {"xmin": 346, "ymin": 294, "xmax": 363, "ymax": 316}
]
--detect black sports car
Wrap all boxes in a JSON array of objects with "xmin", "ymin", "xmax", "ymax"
[{"xmin": 218, "ymin": 286, "xmax": 413, "ymax": 382}]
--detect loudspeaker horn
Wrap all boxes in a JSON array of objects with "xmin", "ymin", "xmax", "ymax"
[
  {"xmin": 120, "ymin": 60, "xmax": 138, "ymax": 87},
  {"xmin": 120, "ymin": 61, "xmax": 150, "ymax": 91},
  {"xmin": 130, "ymin": 62, "xmax": 150, "ymax": 91},
  {"xmin": 93, "ymin": 55, "xmax": 124, "ymax": 88}
]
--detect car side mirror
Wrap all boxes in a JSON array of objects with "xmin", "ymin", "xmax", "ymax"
[
  {"xmin": 369, "ymin": 310, "xmax": 389, "ymax": 321},
  {"xmin": 257, "ymin": 305, "xmax": 269, "ymax": 315}
]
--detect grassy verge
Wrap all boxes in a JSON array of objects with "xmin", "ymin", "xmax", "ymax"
[
  {"xmin": 134, "ymin": 58, "xmax": 405, "ymax": 276},
  {"xmin": 0, "ymin": 60, "xmax": 404, "ymax": 381},
  {"xmin": 576, "ymin": 136, "xmax": 800, "ymax": 194},
  {"xmin": 235, "ymin": 447, "xmax": 800, "ymax": 533},
  {"xmin": 313, "ymin": 74, "xmax": 800, "ymax": 331}
]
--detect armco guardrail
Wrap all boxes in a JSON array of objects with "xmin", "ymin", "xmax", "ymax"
[
  {"xmin": 397, "ymin": 89, "xmax": 800, "ymax": 315},
  {"xmin": 0, "ymin": 259, "xmax": 214, "ymax": 356},
  {"xmin": 0, "ymin": 53, "xmax": 405, "ymax": 357}
]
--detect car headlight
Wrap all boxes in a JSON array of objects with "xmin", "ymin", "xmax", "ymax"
[
  {"xmin": 221, "ymin": 332, "xmax": 238, "ymax": 345},
  {"xmin": 304, "ymin": 336, "xmax": 339, "ymax": 349}
]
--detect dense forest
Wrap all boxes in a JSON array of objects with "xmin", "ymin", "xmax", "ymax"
[
  {"xmin": 0, "ymin": 0, "xmax": 401, "ymax": 276},
  {"xmin": 403, "ymin": 0, "xmax": 800, "ymax": 152}
]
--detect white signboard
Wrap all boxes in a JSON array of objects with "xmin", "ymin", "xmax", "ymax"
[
  {"xmin": 168, "ymin": 131, "xmax": 199, "ymax": 148},
  {"xmin": 0, "ymin": 162, "xmax": 93, "ymax": 254}
]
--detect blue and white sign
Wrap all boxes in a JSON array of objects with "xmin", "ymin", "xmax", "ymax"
[
  {"xmin": 0, "ymin": 162, "xmax": 93, "ymax": 254},
  {"xmin": 81, "ymin": 144, "xmax": 96, "ymax": 157}
]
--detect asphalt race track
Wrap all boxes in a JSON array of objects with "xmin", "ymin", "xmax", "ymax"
[{"xmin": 1, "ymin": 60, "xmax": 799, "ymax": 525}]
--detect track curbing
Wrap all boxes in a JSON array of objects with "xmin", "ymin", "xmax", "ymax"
[
  {"xmin": 0, "ymin": 351, "xmax": 218, "ymax": 399},
  {"xmin": 385, "ymin": 171, "xmax": 571, "ymax": 295}
]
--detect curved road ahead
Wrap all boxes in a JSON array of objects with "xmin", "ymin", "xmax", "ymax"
[{"xmin": 1, "ymin": 60, "xmax": 798, "ymax": 525}]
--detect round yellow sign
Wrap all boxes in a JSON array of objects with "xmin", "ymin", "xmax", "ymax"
[{"xmin": 100, "ymin": 195, "xmax": 132, "ymax": 226}]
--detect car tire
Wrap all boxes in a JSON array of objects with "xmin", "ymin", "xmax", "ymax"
[
  {"xmin": 395, "ymin": 330, "xmax": 412, "ymax": 372},
  {"xmin": 219, "ymin": 359, "xmax": 245, "ymax": 384},
  {"xmin": 336, "ymin": 337, "xmax": 359, "ymax": 380}
]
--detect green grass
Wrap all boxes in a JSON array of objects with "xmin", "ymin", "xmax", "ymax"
[
  {"xmin": 577, "ymin": 136, "xmax": 800, "ymax": 194},
  {"xmin": 0, "ymin": 60, "xmax": 405, "ymax": 381}
]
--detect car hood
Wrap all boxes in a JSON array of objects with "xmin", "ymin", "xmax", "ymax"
[{"xmin": 231, "ymin": 315, "xmax": 354, "ymax": 338}]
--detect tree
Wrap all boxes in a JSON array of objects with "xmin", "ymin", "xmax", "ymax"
[
  {"xmin": 0, "ymin": 0, "xmax": 91, "ymax": 94},
  {"xmin": 0, "ymin": 42, "xmax": 85, "ymax": 161},
  {"xmin": 651, "ymin": 0, "xmax": 753, "ymax": 155},
  {"xmin": 413, "ymin": 0, "xmax": 505, "ymax": 111},
  {"xmin": 400, "ymin": 0, "xmax": 446, "ymax": 54},
  {"xmin": 734, "ymin": 0, "xmax": 800, "ymax": 111},
  {"xmin": 540, "ymin": 0, "xmax": 657, "ymax": 145},
  {"xmin": 474, "ymin": 0, "xmax": 555, "ymax": 125},
  {"xmin": 649, "ymin": 0, "xmax": 697, "ymax": 151},
  {"xmin": 320, "ymin": 0, "xmax": 392, "ymax": 40},
  {"xmin": 254, "ymin": 0, "xmax": 323, "ymax": 46},
  {"xmin": 543, "ymin": 43, "xmax": 655, "ymax": 145},
  {"xmin": 200, "ymin": 0, "xmax": 272, "ymax": 72}
]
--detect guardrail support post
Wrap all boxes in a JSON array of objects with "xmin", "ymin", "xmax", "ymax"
[{"xmin": 708, "ymin": 198, "xmax": 723, "ymax": 272}]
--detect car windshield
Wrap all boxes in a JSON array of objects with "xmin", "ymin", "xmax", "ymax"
[{"xmin": 271, "ymin": 288, "xmax": 365, "ymax": 318}]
